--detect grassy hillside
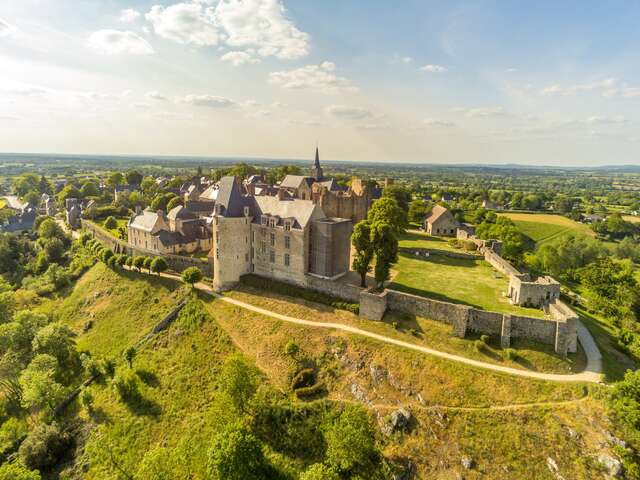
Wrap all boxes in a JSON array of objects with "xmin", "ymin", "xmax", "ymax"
[
  {"xmin": 499, "ymin": 213, "xmax": 596, "ymax": 246},
  {"xmin": 45, "ymin": 264, "xmax": 623, "ymax": 479}
]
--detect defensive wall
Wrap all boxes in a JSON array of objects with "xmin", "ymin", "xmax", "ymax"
[{"xmin": 81, "ymin": 220, "xmax": 211, "ymax": 276}]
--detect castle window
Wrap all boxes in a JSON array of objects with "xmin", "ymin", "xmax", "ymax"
[
  {"xmin": 245, "ymin": 253, "xmax": 249, "ymax": 262},
  {"xmin": 261, "ymin": 215, "xmax": 268, "ymax": 226},
  {"xmin": 284, "ymin": 220, "xmax": 291, "ymax": 231},
  {"xmin": 270, "ymin": 233, "xmax": 275, "ymax": 246},
  {"xmin": 269, "ymin": 218, "xmax": 276, "ymax": 228},
  {"xmin": 284, "ymin": 253, "xmax": 290, "ymax": 266},
  {"xmin": 243, "ymin": 206, "xmax": 250, "ymax": 217},
  {"xmin": 261, "ymin": 241, "xmax": 266, "ymax": 253},
  {"xmin": 269, "ymin": 250, "xmax": 275, "ymax": 263},
  {"xmin": 284, "ymin": 236, "xmax": 290, "ymax": 249}
]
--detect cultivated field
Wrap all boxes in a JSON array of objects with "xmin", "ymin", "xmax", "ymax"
[
  {"xmin": 500, "ymin": 212, "xmax": 596, "ymax": 245},
  {"xmin": 388, "ymin": 253, "xmax": 546, "ymax": 318}
]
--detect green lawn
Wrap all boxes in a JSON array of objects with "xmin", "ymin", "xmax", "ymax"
[
  {"xmin": 389, "ymin": 252, "xmax": 546, "ymax": 317},
  {"xmin": 399, "ymin": 231, "xmax": 475, "ymax": 254},
  {"xmin": 499, "ymin": 213, "xmax": 596, "ymax": 246},
  {"xmin": 91, "ymin": 217, "xmax": 129, "ymax": 240}
]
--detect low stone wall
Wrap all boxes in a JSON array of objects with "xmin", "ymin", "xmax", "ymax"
[
  {"xmin": 468, "ymin": 309, "xmax": 503, "ymax": 335},
  {"xmin": 359, "ymin": 290, "xmax": 388, "ymax": 320},
  {"xmin": 303, "ymin": 274, "xmax": 362, "ymax": 303},
  {"xmin": 484, "ymin": 250, "xmax": 522, "ymax": 278},
  {"xmin": 399, "ymin": 247, "xmax": 483, "ymax": 260},
  {"xmin": 82, "ymin": 219, "xmax": 211, "ymax": 276}
]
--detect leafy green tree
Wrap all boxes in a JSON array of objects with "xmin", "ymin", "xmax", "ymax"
[
  {"xmin": 143, "ymin": 257, "xmax": 153, "ymax": 273},
  {"xmin": 367, "ymin": 197, "xmax": 407, "ymax": 234},
  {"xmin": 0, "ymin": 289, "xmax": 16, "ymax": 324},
  {"xmin": 116, "ymin": 254, "xmax": 128, "ymax": 267},
  {"xmin": 107, "ymin": 172, "xmax": 124, "ymax": 188},
  {"xmin": 218, "ymin": 354, "xmax": 258, "ymax": 414},
  {"xmin": 18, "ymin": 354, "xmax": 64, "ymax": 411},
  {"xmin": 126, "ymin": 171, "xmax": 143, "ymax": 186},
  {"xmin": 80, "ymin": 389, "xmax": 94, "ymax": 412},
  {"xmin": 351, "ymin": 221, "xmax": 374, "ymax": 288},
  {"xmin": 382, "ymin": 184, "xmax": 411, "ymax": 212},
  {"xmin": 166, "ymin": 197, "xmax": 183, "ymax": 211},
  {"xmin": 324, "ymin": 405, "xmax": 378, "ymax": 474},
  {"xmin": 18, "ymin": 422, "xmax": 70, "ymax": 471},
  {"xmin": 181, "ymin": 267, "xmax": 202, "ymax": 287},
  {"xmin": 150, "ymin": 257, "xmax": 168, "ymax": 275},
  {"xmin": 299, "ymin": 463, "xmax": 340, "ymax": 480},
  {"xmin": 80, "ymin": 181, "xmax": 100, "ymax": 198},
  {"xmin": 104, "ymin": 216, "xmax": 118, "ymax": 230},
  {"xmin": 150, "ymin": 193, "xmax": 177, "ymax": 212},
  {"xmin": 32, "ymin": 322, "xmax": 78, "ymax": 370},
  {"xmin": 133, "ymin": 256, "xmax": 146, "ymax": 272},
  {"xmin": 140, "ymin": 177, "xmax": 158, "ymax": 196},
  {"xmin": 408, "ymin": 199, "xmax": 431, "ymax": 224},
  {"xmin": 0, "ymin": 461, "xmax": 42, "ymax": 480},
  {"xmin": 124, "ymin": 347, "xmax": 136, "ymax": 369},
  {"xmin": 476, "ymin": 216, "xmax": 525, "ymax": 261},
  {"xmin": 207, "ymin": 420, "xmax": 270, "ymax": 480},
  {"xmin": 41, "ymin": 238, "xmax": 65, "ymax": 264},
  {"xmin": 283, "ymin": 340, "xmax": 299, "ymax": 356},
  {"xmin": 56, "ymin": 185, "xmax": 81, "ymax": 205},
  {"xmin": 13, "ymin": 174, "xmax": 40, "ymax": 198},
  {"xmin": 370, "ymin": 222, "xmax": 398, "ymax": 290},
  {"xmin": 37, "ymin": 218, "xmax": 65, "ymax": 241}
]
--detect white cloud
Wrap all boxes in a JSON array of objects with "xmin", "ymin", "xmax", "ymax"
[
  {"xmin": 120, "ymin": 9, "xmax": 141, "ymax": 23},
  {"xmin": 454, "ymin": 106, "xmax": 507, "ymax": 118},
  {"xmin": 145, "ymin": 0, "xmax": 309, "ymax": 59},
  {"xmin": 0, "ymin": 18, "xmax": 16, "ymax": 37},
  {"xmin": 420, "ymin": 64, "xmax": 448, "ymax": 73},
  {"xmin": 87, "ymin": 30, "xmax": 154, "ymax": 55},
  {"xmin": 540, "ymin": 78, "xmax": 617, "ymax": 97},
  {"xmin": 146, "ymin": 91, "xmax": 169, "ymax": 101},
  {"xmin": 0, "ymin": 84, "xmax": 50, "ymax": 97},
  {"xmin": 424, "ymin": 118, "xmax": 455, "ymax": 127},
  {"xmin": 402, "ymin": 56, "xmax": 413, "ymax": 64},
  {"xmin": 269, "ymin": 62, "xmax": 357, "ymax": 94},
  {"xmin": 325, "ymin": 105, "xmax": 373, "ymax": 120},
  {"xmin": 180, "ymin": 94, "xmax": 237, "ymax": 108},
  {"xmin": 146, "ymin": 3, "xmax": 220, "ymax": 46},
  {"xmin": 214, "ymin": 0, "xmax": 310, "ymax": 59},
  {"xmin": 221, "ymin": 51, "xmax": 260, "ymax": 66}
]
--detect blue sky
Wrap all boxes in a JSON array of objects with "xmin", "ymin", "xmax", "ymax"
[{"xmin": 1, "ymin": 0, "xmax": 639, "ymax": 164}]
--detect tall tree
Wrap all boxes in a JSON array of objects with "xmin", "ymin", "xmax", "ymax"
[
  {"xmin": 370, "ymin": 222, "xmax": 398, "ymax": 290},
  {"xmin": 367, "ymin": 197, "xmax": 407, "ymax": 234},
  {"xmin": 351, "ymin": 221, "xmax": 374, "ymax": 288}
]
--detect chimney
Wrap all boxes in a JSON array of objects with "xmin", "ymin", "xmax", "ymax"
[
  {"xmin": 135, "ymin": 205, "xmax": 142, "ymax": 215},
  {"xmin": 277, "ymin": 188, "xmax": 285, "ymax": 201}
]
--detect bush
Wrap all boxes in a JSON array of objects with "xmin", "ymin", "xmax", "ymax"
[
  {"xmin": 150, "ymin": 257, "xmax": 168, "ymax": 275},
  {"xmin": 80, "ymin": 389, "xmax": 94, "ymax": 412},
  {"xmin": 283, "ymin": 341, "xmax": 299, "ymax": 356},
  {"xmin": 474, "ymin": 340, "xmax": 485, "ymax": 352},
  {"xmin": 125, "ymin": 256, "xmax": 134, "ymax": 268},
  {"xmin": 106, "ymin": 256, "xmax": 117, "ymax": 269},
  {"xmin": 291, "ymin": 368, "xmax": 315, "ymax": 390},
  {"xmin": 18, "ymin": 422, "xmax": 71, "ymax": 471},
  {"xmin": 100, "ymin": 249, "xmax": 114, "ymax": 263},
  {"xmin": 480, "ymin": 334, "xmax": 489, "ymax": 344},
  {"xmin": 0, "ymin": 462, "xmax": 41, "ymax": 480},
  {"xmin": 182, "ymin": 267, "xmax": 203, "ymax": 286},
  {"xmin": 504, "ymin": 348, "xmax": 517, "ymax": 361},
  {"xmin": 143, "ymin": 257, "xmax": 153, "ymax": 272},
  {"xmin": 294, "ymin": 382, "xmax": 325, "ymax": 399},
  {"xmin": 299, "ymin": 463, "xmax": 340, "ymax": 480},
  {"xmin": 113, "ymin": 373, "xmax": 141, "ymax": 403},
  {"xmin": 240, "ymin": 274, "xmax": 359, "ymax": 314},
  {"xmin": 103, "ymin": 216, "xmax": 118, "ymax": 230}
]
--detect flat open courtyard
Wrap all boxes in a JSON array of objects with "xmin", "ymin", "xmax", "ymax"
[{"xmin": 388, "ymin": 252, "xmax": 546, "ymax": 318}]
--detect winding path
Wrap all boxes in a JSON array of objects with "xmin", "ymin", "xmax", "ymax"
[{"xmin": 193, "ymin": 281, "xmax": 603, "ymax": 384}]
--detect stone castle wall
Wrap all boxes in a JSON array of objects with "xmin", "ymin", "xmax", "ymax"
[{"xmin": 484, "ymin": 249, "xmax": 523, "ymax": 278}]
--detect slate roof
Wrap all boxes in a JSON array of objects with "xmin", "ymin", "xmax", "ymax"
[
  {"xmin": 167, "ymin": 205, "xmax": 196, "ymax": 220},
  {"xmin": 129, "ymin": 209, "xmax": 161, "ymax": 232},
  {"xmin": 279, "ymin": 175, "xmax": 313, "ymax": 190},
  {"xmin": 216, "ymin": 176, "xmax": 248, "ymax": 217},
  {"xmin": 199, "ymin": 184, "xmax": 219, "ymax": 201},
  {"xmin": 426, "ymin": 205, "xmax": 456, "ymax": 225},
  {"xmin": 253, "ymin": 196, "xmax": 321, "ymax": 229}
]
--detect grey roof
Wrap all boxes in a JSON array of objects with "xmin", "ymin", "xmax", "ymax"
[
  {"xmin": 199, "ymin": 185, "xmax": 219, "ymax": 201},
  {"xmin": 216, "ymin": 176, "xmax": 247, "ymax": 217},
  {"xmin": 280, "ymin": 175, "xmax": 313, "ymax": 190},
  {"xmin": 253, "ymin": 196, "xmax": 321, "ymax": 229},
  {"xmin": 426, "ymin": 205, "xmax": 458, "ymax": 225},
  {"xmin": 167, "ymin": 205, "xmax": 196, "ymax": 220},
  {"xmin": 129, "ymin": 210, "xmax": 161, "ymax": 232}
]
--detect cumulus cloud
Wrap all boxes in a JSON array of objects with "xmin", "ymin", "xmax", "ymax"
[
  {"xmin": 269, "ymin": 62, "xmax": 357, "ymax": 94},
  {"xmin": 120, "ymin": 8, "xmax": 141, "ymax": 22},
  {"xmin": 87, "ymin": 30, "xmax": 154, "ymax": 55},
  {"xmin": 402, "ymin": 56, "xmax": 413, "ymax": 64},
  {"xmin": 420, "ymin": 64, "xmax": 448, "ymax": 73},
  {"xmin": 325, "ymin": 105, "xmax": 374, "ymax": 120},
  {"xmin": 146, "ymin": 91, "xmax": 169, "ymax": 101},
  {"xmin": 145, "ymin": 0, "xmax": 309, "ymax": 59},
  {"xmin": 215, "ymin": 0, "xmax": 309, "ymax": 59},
  {"xmin": 221, "ymin": 51, "xmax": 260, "ymax": 66},
  {"xmin": 180, "ymin": 94, "xmax": 237, "ymax": 108},
  {"xmin": 146, "ymin": 3, "xmax": 220, "ymax": 46},
  {"xmin": 423, "ymin": 118, "xmax": 455, "ymax": 127},
  {"xmin": 0, "ymin": 85, "xmax": 50, "ymax": 96}
]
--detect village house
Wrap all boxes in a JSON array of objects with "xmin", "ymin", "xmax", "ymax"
[
  {"xmin": 424, "ymin": 205, "xmax": 460, "ymax": 236},
  {"xmin": 128, "ymin": 205, "xmax": 212, "ymax": 255}
]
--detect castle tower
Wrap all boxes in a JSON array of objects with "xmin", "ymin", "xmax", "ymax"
[{"xmin": 311, "ymin": 146, "xmax": 323, "ymax": 181}]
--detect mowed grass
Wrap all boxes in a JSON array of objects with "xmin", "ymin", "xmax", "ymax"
[
  {"xmin": 389, "ymin": 253, "xmax": 546, "ymax": 318},
  {"xmin": 500, "ymin": 212, "xmax": 596, "ymax": 245},
  {"xmin": 52, "ymin": 263, "xmax": 188, "ymax": 357},
  {"xmin": 398, "ymin": 231, "xmax": 473, "ymax": 254},
  {"xmin": 227, "ymin": 285, "xmax": 587, "ymax": 375}
]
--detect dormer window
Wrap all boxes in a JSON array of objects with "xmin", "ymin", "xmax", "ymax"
[
  {"xmin": 269, "ymin": 218, "xmax": 276, "ymax": 228},
  {"xmin": 284, "ymin": 220, "xmax": 291, "ymax": 231},
  {"xmin": 243, "ymin": 206, "xmax": 250, "ymax": 217},
  {"xmin": 261, "ymin": 215, "xmax": 268, "ymax": 226}
]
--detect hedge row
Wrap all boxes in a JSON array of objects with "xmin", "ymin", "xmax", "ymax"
[{"xmin": 240, "ymin": 274, "xmax": 359, "ymax": 314}]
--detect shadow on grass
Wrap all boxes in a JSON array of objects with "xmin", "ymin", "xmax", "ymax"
[
  {"xmin": 136, "ymin": 369, "xmax": 160, "ymax": 388},
  {"xmin": 88, "ymin": 406, "xmax": 111, "ymax": 424},
  {"xmin": 383, "ymin": 311, "xmax": 425, "ymax": 337},
  {"xmin": 124, "ymin": 395, "xmax": 162, "ymax": 417}
]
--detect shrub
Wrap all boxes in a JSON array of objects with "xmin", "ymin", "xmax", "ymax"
[
  {"xmin": 100, "ymin": 249, "xmax": 114, "ymax": 263},
  {"xmin": 182, "ymin": 267, "xmax": 203, "ymax": 286},
  {"xmin": 133, "ymin": 256, "xmax": 146, "ymax": 271},
  {"xmin": 0, "ymin": 462, "xmax": 42, "ymax": 480},
  {"xmin": 474, "ymin": 340, "xmax": 485, "ymax": 352},
  {"xmin": 18, "ymin": 422, "xmax": 71, "ymax": 471},
  {"xmin": 283, "ymin": 341, "xmax": 299, "ymax": 356},
  {"xmin": 106, "ymin": 256, "xmax": 117, "ymax": 269},
  {"xmin": 125, "ymin": 256, "xmax": 134, "ymax": 268},
  {"xmin": 80, "ymin": 389, "xmax": 94, "ymax": 412},
  {"xmin": 113, "ymin": 373, "xmax": 141, "ymax": 403},
  {"xmin": 102, "ymin": 358, "xmax": 116, "ymax": 378},
  {"xmin": 103, "ymin": 216, "xmax": 118, "ymax": 230},
  {"xmin": 143, "ymin": 257, "xmax": 153, "ymax": 272},
  {"xmin": 503, "ymin": 348, "xmax": 517, "ymax": 361},
  {"xmin": 291, "ymin": 368, "xmax": 315, "ymax": 390},
  {"xmin": 480, "ymin": 334, "xmax": 489, "ymax": 344},
  {"xmin": 150, "ymin": 257, "xmax": 168, "ymax": 275},
  {"xmin": 299, "ymin": 463, "xmax": 340, "ymax": 480}
]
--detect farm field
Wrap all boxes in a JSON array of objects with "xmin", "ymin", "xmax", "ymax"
[
  {"xmin": 388, "ymin": 252, "xmax": 546, "ymax": 318},
  {"xmin": 499, "ymin": 212, "xmax": 596, "ymax": 245},
  {"xmin": 623, "ymin": 214, "xmax": 640, "ymax": 224}
]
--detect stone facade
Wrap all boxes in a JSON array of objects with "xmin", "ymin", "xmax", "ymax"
[
  {"xmin": 508, "ymin": 275, "xmax": 560, "ymax": 308},
  {"xmin": 424, "ymin": 205, "xmax": 460, "ymax": 236},
  {"xmin": 311, "ymin": 177, "xmax": 376, "ymax": 223}
]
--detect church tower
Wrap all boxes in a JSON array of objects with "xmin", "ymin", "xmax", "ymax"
[{"xmin": 311, "ymin": 146, "xmax": 323, "ymax": 181}]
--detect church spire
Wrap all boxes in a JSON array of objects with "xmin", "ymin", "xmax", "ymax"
[{"xmin": 311, "ymin": 144, "xmax": 323, "ymax": 181}]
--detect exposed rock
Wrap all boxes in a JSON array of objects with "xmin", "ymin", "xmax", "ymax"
[
  {"xmin": 381, "ymin": 408, "xmax": 412, "ymax": 435},
  {"xmin": 461, "ymin": 456, "xmax": 474, "ymax": 470},
  {"xmin": 416, "ymin": 393, "xmax": 427, "ymax": 406},
  {"xmin": 563, "ymin": 425, "xmax": 580, "ymax": 441},
  {"xmin": 604, "ymin": 431, "xmax": 628, "ymax": 449},
  {"xmin": 547, "ymin": 457, "xmax": 559, "ymax": 473},
  {"xmin": 350, "ymin": 383, "xmax": 371, "ymax": 406},
  {"xmin": 598, "ymin": 454, "xmax": 623, "ymax": 478},
  {"xmin": 370, "ymin": 364, "xmax": 387, "ymax": 384}
]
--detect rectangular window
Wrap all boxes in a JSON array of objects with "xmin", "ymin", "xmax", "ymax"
[
  {"xmin": 284, "ymin": 221, "xmax": 291, "ymax": 231},
  {"xmin": 284, "ymin": 235, "xmax": 290, "ymax": 249},
  {"xmin": 245, "ymin": 253, "xmax": 249, "ymax": 262},
  {"xmin": 261, "ymin": 241, "xmax": 266, "ymax": 253},
  {"xmin": 284, "ymin": 253, "xmax": 290, "ymax": 266},
  {"xmin": 269, "ymin": 218, "xmax": 276, "ymax": 228},
  {"xmin": 270, "ymin": 233, "xmax": 275, "ymax": 246},
  {"xmin": 269, "ymin": 250, "xmax": 275, "ymax": 263}
]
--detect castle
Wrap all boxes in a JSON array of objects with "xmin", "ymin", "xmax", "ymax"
[{"xmin": 210, "ymin": 175, "xmax": 353, "ymax": 291}]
